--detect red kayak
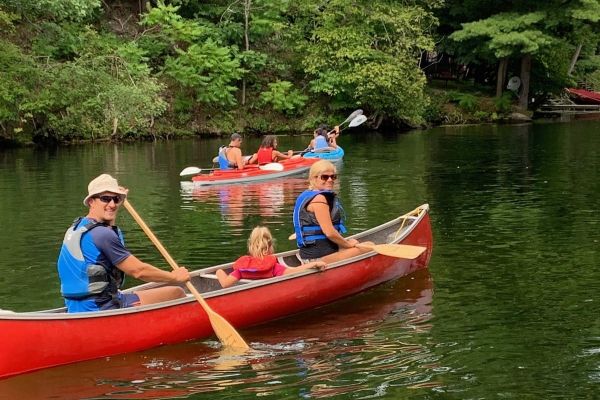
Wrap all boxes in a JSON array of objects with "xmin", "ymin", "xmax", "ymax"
[
  {"xmin": 192, "ymin": 157, "xmax": 318, "ymax": 186},
  {"xmin": 0, "ymin": 204, "xmax": 433, "ymax": 379}
]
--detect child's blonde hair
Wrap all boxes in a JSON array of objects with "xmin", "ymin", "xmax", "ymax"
[{"xmin": 247, "ymin": 226, "xmax": 274, "ymax": 258}]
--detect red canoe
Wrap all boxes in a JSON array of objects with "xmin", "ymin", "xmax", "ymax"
[
  {"xmin": 566, "ymin": 88, "xmax": 600, "ymax": 104},
  {"xmin": 0, "ymin": 204, "xmax": 433, "ymax": 379},
  {"xmin": 192, "ymin": 157, "xmax": 318, "ymax": 186}
]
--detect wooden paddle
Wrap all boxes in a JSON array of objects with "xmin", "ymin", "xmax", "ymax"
[
  {"xmin": 123, "ymin": 200, "xmax": 250, "ymax": 350},
  {"xmin": 355, "ymin": 243, "xmax": 426, "ymax": 259},
  {"xmin": 287, "ymin": 233, "xmax": 426, "ymax": 260}
]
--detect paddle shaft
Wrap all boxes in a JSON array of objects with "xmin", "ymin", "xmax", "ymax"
[{"xmin": 123, "ymin": 200, "xmax": 250, "ymax": 350}]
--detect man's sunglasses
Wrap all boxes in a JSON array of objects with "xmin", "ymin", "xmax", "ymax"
[
  {"xmin": 319, "ymin": 174, "xmax": 337, "ymax": 182},
  {"xmin": 95, "ymin": 195, "xmax": 123, "ymax": 204}
]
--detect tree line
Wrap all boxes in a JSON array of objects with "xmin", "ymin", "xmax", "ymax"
[{"xmin": 1, "ymin": 0, "xmax": 599, "ymax": 144}]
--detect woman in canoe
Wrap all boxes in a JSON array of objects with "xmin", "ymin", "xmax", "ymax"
[
  {"xmin": 293, "ymin": 160, "xmax": 373, "ymax": 263},
  {"xmin": 216, "ymin": 226, "xmax": 325, "ymax": 288},
  {"xmin": 247, "ymin": 135, "xmax": 295, "ymax": 165}
]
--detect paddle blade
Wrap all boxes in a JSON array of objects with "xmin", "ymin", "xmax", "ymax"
[
  {"xmin": 348, "ymin": 115, "xmax": 367, "ymax": 128},
  {"xmin": 186, "ymin": 282, "xmax": 250, "ymax": 350},
  {"xmin": 371, "ymin": 244, "xmax": 426, "ymax": 259},
  {"xmin": 180, "ymin": 167, "xmax": 201, "ymax": 176},
  {"xmin": 259, "ymin": 163, "xmax": 284, "ymax": 171},
  {"xmin": 207, "ymin": 310, "xmax": 251, "ymax": 350},
  {"xmin": 342, "ymin": 109, "xmax": 363, "ymax": 124}
]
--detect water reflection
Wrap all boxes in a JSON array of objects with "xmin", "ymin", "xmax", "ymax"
[
  {"xmin": 180, "ymin": 178, "xmax": 307, "ymax": 229},
  {"xmin": 0, "ymin": 270, "xmax": 437, "ymax": 399}
]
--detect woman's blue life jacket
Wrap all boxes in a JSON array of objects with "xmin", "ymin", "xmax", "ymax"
[
  {"xmin": 293, "ymin": 190, "xmax": 347, "ymax": 248},
  {"xmin": 57, "ymin": 217, "xmax": 125, "ymax": 300},
  {"xmin": 314, "ymin": 135, "xmax": 329, "ymax": 150}
]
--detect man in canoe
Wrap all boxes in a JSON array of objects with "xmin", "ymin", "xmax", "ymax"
[
  {"xmin": 217, "ymin": 133, "xmax": 247, "ymax": 169},
  {"xmin": 57, "ymin": 174, "xmax": 190, "ymax": 313}
]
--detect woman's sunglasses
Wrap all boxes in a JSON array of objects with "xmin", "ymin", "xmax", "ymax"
[
  {"xmin": 319, "ymin": 174, "xmax": 337, "ymax": 182},
  {"xmin": 96, "ymin": 195, "xmax": 123, "ymax": 204}
]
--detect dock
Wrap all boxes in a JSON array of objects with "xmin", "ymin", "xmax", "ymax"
[{"xmin": 534, "ymin": 103, "xmax": 600, "ymax": 121}]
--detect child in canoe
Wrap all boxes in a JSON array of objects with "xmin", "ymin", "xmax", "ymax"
[{"xmin": 216, "ymin": 226, "xmax": 326, "ymax": 288}]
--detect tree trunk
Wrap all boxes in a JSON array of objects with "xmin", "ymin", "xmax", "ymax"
[
  {"xmin": 496, "ymin": 57, "xmax": 508, "ymax": 97},
  {"xmin": 519, "ymin": 54, "xmax": 531, "ymax": 109},
  {"xmin": 241, "ymin": 0, "xmax": 251, "ymax": 106},
  {"xmin": 567, "ymin": 43, "xmax": 582, "ymax": 76}
]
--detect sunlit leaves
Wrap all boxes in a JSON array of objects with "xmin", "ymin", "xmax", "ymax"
[
  {"xmin": 296, "ymin": 0, "xmax": 436, "ymax": 125},
  {"xmin": 163, "ymin": 40, "xmax": 244, "ymax": 106},
  {"xmin": 259, "ymin": 80, "xmax": 308, "ymax": 114},
  {"xmin": 451, "ymin": 12, "xmax": 554, "ymax": 58}
]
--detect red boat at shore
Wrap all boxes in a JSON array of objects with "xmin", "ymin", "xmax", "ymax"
[
  {"xmin": 566, "ymin": 88, "xmax": 600, "ymax": 104},
  {"xmin": 0, "ymin": 204, "xmax": 433, "ymax": 379},
  {"xmin": 191, "ymin": 157, "xmax": 318, "ymax": 186}
]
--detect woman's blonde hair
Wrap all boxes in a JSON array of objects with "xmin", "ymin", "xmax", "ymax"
[
  {"xmin": 247, "ymin": 226, "xmax": 274, "ymax": 258},
  {"xmin": 308, "ymin": 159, "xmax": 337, "ymax": 190}
]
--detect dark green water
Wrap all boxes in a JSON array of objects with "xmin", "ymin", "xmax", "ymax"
[{"xmin": 0, "ymin": 121, "xmax": 598, "ymax": 399}]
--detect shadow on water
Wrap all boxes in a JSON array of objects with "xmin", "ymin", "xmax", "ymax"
[{"xmin": 0, "ymin": 270, "xmax": 435, "ymax": 400}]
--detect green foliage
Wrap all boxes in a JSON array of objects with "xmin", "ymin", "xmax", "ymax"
[
  {"xmin": 259, "ymin": 80, "xmax": 308, "ymax": 115},
  {"xmin": 141, "ymin": 1, "xmax": 213, "ymax": 45},
  {"xmin": 473, "ymin": 110, "xmax": 490, "ymax": 120},
  {"xmin": 41, "ymin": 46, "xmax": 166, "ymax": 139},
  {"xmin": 493, "ymin": 92, "xmax": 513, "ymax": 113},
  {"xmin": 295, "ymin": 0, "xmax": 437, "ymax": 125},
  {"xmin": 163, "ymin": 39, "xmax": 244, "ymax": 106},
  {"xmin": 451, "ymin": 12, "xmax": 554, "ymax": 59},
  {"xmin": 585, "ymin": 70, "xmax": 600, "ymax": 91},
  {"xmin": 0, "ymin": 8, "xmax": 18, "ymax": 33},
  {"xmin": 448, "ymin": 92, "xmax": 478, "ymax": 112},
  {"xmin": 0, "ymin": 40, "xmax": 45, "ymax": 139},
  {"xmin": 2, "ymin": 0, "xmax": 100, "ymax": 22}
]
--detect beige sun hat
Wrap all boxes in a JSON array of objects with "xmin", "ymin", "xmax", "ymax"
[{"xmin": 83, "ymin": 174, "xmax": 128, "ymax": 206}]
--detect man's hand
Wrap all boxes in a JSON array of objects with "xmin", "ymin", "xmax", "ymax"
[{"xmin": 171, "ymin": 267, "xmax": 191, "ymax": 283}]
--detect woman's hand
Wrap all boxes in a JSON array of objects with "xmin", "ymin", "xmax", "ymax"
[
  {"xmin": 311, "ymin": 260, "xmax": 327, "ymax": 271},
  {"xmin": 346, "ymin": 238, "xmax": 359, "ymax": 248}
]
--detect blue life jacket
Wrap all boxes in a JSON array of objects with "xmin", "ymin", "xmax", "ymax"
[
  {"xmin": 218, "ymin": 146, "xmax": 233, "ymax": 169},
  {"xmin": 293, "ymin": 190, "xmax": 347, "ymax": 248},
  {"xmin": 57, "ymin": 217, "xmax": 125, "ymax": 301},
  {"xmin": 314, "ymin": 135, "xmax": 329, "ymax": 150}
]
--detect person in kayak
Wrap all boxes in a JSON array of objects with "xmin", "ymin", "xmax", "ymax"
[
  {"xmin": 247, "ymin": 135, "xmax": 295, "ymax": 165},
  {"xmin": 218, "ymin": 133, "xmax": 247, "ymax": 169},
  {"xmin": 57, "ymin": 174, "xmax": 190, "ymax": 313},
  {"xmin": 293, "ymin": 160, "xmax": 373, "ymax": 263},
  {"xmin": 215, "ymin": 226, "xmax": 325, "ymax": 288},
  {"xmin": 306, "ymin": 125, "xmax": 339, "ymax": 152}
]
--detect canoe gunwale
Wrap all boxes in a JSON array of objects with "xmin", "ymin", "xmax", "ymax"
[{"xmin": 0, "ymin": 204, "xmax": 429, "ymax": 321}]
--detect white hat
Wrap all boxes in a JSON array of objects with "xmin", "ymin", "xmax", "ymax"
[{"xmin": 83, "ymin": 174, "xmax": 128, "ymax": 206}]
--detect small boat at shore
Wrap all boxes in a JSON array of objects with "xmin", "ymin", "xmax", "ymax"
[
  {"xmin": 303, "ymin": 146, "xmax": 345, "ymax": 160},
  {"xmin": 566, "ymin": 88, "xmax": 600, "ymax": 104},
  {"xmin": 0, "ymin": 204, "xmax": 433, "ymax": 379},
  {"xmin": 191, "ymin": 157, "xmax": 318, "ymax": 186}
]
